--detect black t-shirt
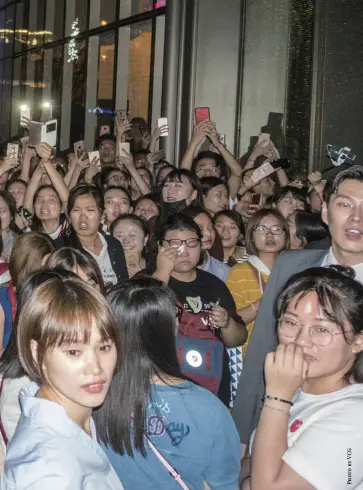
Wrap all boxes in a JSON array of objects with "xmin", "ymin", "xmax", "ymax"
[{"xmin": 169, "ymin": 268, "xmax": 243, "ymax": 406}]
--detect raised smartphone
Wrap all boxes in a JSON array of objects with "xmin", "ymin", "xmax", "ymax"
[
  {"xmin": 157, "ymin": 118, "xmax": 168, "ymax": 137},
  {"xmin": 195, "ymin": 107, "xmax": 210, "ymax": 125}
]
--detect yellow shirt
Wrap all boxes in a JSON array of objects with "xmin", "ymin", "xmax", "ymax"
[{"xmin": 227, "ymin": 261, "xmax": 269, "ymax": 357}]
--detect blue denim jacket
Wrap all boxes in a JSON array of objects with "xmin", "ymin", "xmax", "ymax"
[{"xmin": 1, "ymin": 383, "xmax": 124, "ymax": 490}]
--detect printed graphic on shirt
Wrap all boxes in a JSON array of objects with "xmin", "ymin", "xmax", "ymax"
[
  {"xmin": 147, "ymin": 415, "xmax": 191, "ymax": 446},
  {"xmin": 186, "ymin": 296, "xmax": 202, "ymax": 314}
]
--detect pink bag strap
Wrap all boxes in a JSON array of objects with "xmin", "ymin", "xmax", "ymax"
[
  {"xmin": 0, "ymin": 377, "xmax": 8, "ymax": 446},
  {"xmin": 143, "ymin": 432, "xmax": 190, "ymax": 490}
]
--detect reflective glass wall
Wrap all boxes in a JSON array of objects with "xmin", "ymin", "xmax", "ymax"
[{"xmin": 0, "ymin": 0, "xmax": 166, "ymax": 149}]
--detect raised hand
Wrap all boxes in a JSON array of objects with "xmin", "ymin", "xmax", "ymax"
[
  {"xmin": 36, "ymin": 142, "xmax": 53, "ymax": 162},
  {"xmin": 115, "ymin": 119, "xmax": 132, "ymax": 139},
  {"xmin": 308, "ymin": 171, "xmax": 323, "ymax": 186},
  {"xmin": 264, "ymin": 343, "xmax": 308, "ymax": 401}
]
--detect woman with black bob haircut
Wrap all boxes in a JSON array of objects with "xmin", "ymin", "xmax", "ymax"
[
  {"xmin": 287, "ymin": 210, "xmax": 330, "ymax": 250},
  {"xmin": 54, "ymin": 184, "xmax": 128, "ymax": 285},
  {"xmin": 161, "ymin": 168, "xmax": 204, "ymax": 214},
  {"xmin": 97, "ymin": 276, "xmax": 241, "ymax": 490},
  {"xmin": 269, "ymin": 185, "xmax": 310, "ymax": 219},
  {"xmin": 244, "ymin": 265, "xmax": 363, "ymax": 490},
  {"xmin": 200, "ymin": 177, "xmax": 229, "ymax": 217}
]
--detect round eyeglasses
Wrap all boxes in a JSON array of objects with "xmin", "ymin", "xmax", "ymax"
[
  {"xmin": 163, "ymin": 238, "xmax": 201, "ymax": 249},
  {"xmin": 254, "ymin": 225, "xmax": 284, "ymax": 235},
  {"xmin": 278, "ymin": 317, "xmax": 352, "ymax": 347}
]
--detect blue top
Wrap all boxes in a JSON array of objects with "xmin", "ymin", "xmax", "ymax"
[
  {"xmin": 104, "ymin": 381, "xmax": 241, "ymax": 490},
  {"xmin": 1, "ymin": 382, "xmax": 124, "ymax": 490},
  {"xmin": 0, "ymin": 286, "xmax": 13, "ymax": 349},
  {"xmin": 202, "ymin": 253, "xmax": 230, "ymax": 282}
]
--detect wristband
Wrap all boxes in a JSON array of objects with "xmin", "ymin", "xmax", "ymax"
[
  {"xmin": 263, "ymin": 403, "xmax": 290, "ymax": 415},
  {"xmin": 262, "ymin": 395, "xmax": 293, "ymax": 406}
]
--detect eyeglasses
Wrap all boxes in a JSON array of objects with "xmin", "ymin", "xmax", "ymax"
[
  {"xmin": 278, "ymin": 317, "xmax": 352, "ymax": 346},
  {"xmin": 254, "ymin": 225, "xmax": 284, "ymax": 235},
  {"xmin": 163, "ymin": 238, "xmax": 201, "ymax": 249}
]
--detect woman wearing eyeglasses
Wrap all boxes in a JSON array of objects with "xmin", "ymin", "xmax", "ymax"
[
  {"xmin": 226, "ymin": 209, "xmax": 289, "ymax": 408},
  {"xmin": 242, "ymin": 265, "xmax": 363, "ymax": 490}
]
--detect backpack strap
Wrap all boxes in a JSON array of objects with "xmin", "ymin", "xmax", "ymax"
[
  {"xmin": 0, "ymin": 377, "xmax": 8, "ymax": 447},
  {"xmin": 143, "ymin": 432, "xmax": 190, "ymax": 490},
  {"xmin": 248, "ymin": 263, "xmax": 266, "ymax": 293}
]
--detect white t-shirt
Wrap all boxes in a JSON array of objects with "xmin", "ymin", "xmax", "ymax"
[
  {"xmin": 282, "ymin": 384, "xmax": 363, "ymax": 489},
  {"xmin": 87, "ymin": 233, "xmax": 117, "ymax": 287}
]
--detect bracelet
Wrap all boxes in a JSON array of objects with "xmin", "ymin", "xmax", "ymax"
[
  {"xmin": 251, "ymin": 301, "xmax": 257, "ymax": 311},
  {"xmin": 263, "ymin": 395, "xmax": 294, "ymax": 406},
  {"xmin": 263, "ymin": 403, "xmax": 290, "ymax": 415}
]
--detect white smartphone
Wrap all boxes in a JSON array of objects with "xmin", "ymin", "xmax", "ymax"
[
  {"xmin": 218, "ymin": 133, "xmax": 226, "ymax": 145},
  {"xmin": 7, "ymin": 143, "xmax": 19, "ymax": 157},
  {"xmin": 74, "ymin": 140, "xmax": 85, "ymax": 159},
  {"xmin": 20, "ymin": 105, "xmax": 31, "ymax": 128},
  {"xmin": 119, "ymin": 142, "xmax": 130, "ymax": 155},
  {"xmin": 157, "ymin": 118, "xmax": 168, "ymax": 137},
  {"xmin": 88, "ymin": 151, "xmax": 100, "ymax": 163},
  {"xmin": 258, "ymin": 133, "xmax": 270, "ymax": 143}
]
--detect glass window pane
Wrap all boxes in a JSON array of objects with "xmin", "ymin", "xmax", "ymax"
[
  {"xmin": 14, "ymin": 0, "xmax": 28, "ymax": 54},
  {"xmin": 64, "ymin": 0, "xmax": 88, "ymax": 36},
  {"xmin": 120, "ymin": 0, "xmax": 154, "ymax": 19},
  {"xmin": 128, "ymin": 21, "xmax": 152, "ymax": 121},
  {"xmin": 44, "ymin": 0, "xmax": 65, "ymax": 44},
  {"xmin": 115, "ymin": 20, "xmax": 153, "ymax": 129},
  {"xmin": 70, "ymin": 39, "xmax": 87, "ymax": 143},
  {"xmin": 96, "ymin": 31, "xmax": 116, "ymax": 137},
  {"xmin": 0, "ymin": 10, "xmax": 5, "ymax": 60},
  {"xmin": 75, "ymin": 0, "xmax": 89, "ymax": 34},
  {"xmin": 2, "ymin": 60, "xmax": 13, "ymax": 143},
  {"xmin": 4, "ymin": 5, "xmax": 15, "ymax": 58},
  {"xmin": 11, "ymin": 57, "xmax": 23, "ymax": 138},
  {"xmin": 88, "ymin": 0, "xmax": 117, "ymax": 29}
]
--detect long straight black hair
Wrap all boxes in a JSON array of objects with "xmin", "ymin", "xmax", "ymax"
[{"xmin": 94, "ymin": 276, "xmax": 184, "ymax": 457}]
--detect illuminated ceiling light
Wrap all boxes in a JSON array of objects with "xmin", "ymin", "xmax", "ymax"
[
  {"xmin": 42, "ymin": 102, "xmax": 51, "ymax": 108},
  {"xmin": 20, "ymin": 104, "xmax": 28, "ymax": 110},
  {"xmin": 101, "ymin": 54, "xmax": 107, "ymax": 60},
  {"xmin": 100, "ymin": 20, "xmax": 107, "ymax": 26}
]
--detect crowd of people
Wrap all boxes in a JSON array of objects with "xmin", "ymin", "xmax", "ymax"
[{"xmin": 0, "ymin": 111, "xmax": 361, "ymax": 489}]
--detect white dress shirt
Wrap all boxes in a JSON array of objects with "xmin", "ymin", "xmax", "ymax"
[
  {"xmin": 321, "ymin": 247, "xmax": 363, "ymax": 284},
  {"xmin": 1, "ymin": 382, "xmax": 123, "ymax": 489}
]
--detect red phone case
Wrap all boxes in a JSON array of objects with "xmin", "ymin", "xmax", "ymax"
[{"xmin": 195, "ymin": 107, "xmax": 210, "ymax": 124}]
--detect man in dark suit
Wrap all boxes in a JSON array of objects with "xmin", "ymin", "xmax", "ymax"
[{"xmin": 233, "ymin": 165, "xmax": 363, "ymax": 447}]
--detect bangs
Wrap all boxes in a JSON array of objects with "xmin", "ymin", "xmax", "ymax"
[
  {"xmin": 33, "ymin": 280, "xmax": 118, "ymax": 349},
  {"xmin": 164, "ymin": 173, "xmax": 184, "ymax": 184},
  {"xmin": 278, "ymin": 282, "xmax": 349, "ymax": 331}
]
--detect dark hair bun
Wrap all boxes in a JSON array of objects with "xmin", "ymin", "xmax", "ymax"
[{"xmin": 328, "ymin": 264, "xmax": 355, "ymax": 280}]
